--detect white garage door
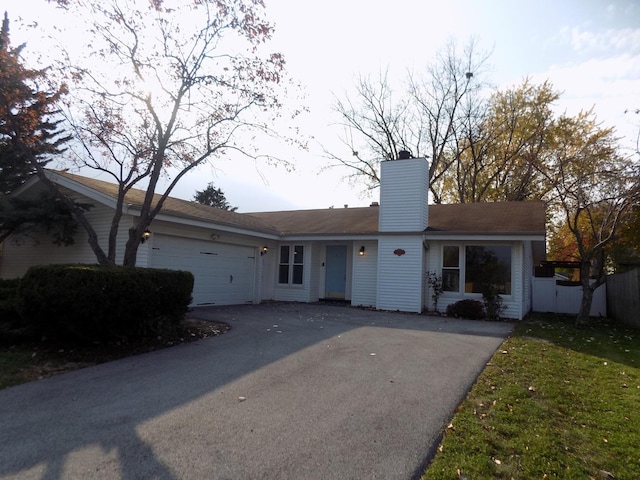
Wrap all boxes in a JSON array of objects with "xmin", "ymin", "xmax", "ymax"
[{"xmin": 149, "ymin": 235, "xmax": 256, "ymax": 306}]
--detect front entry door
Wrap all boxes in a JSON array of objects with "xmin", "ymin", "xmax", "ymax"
[{"xmin": 325, "ymin": 245, "xmax": 347, "ymax": 299}]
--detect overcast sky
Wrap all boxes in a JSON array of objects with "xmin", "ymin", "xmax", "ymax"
[{"xmin": 6, "ymin": 0, "xmax": 640, "ymax": 212}]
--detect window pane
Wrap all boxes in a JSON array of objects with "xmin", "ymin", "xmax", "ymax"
[
  {"xmin": 443, "ymin": 246, "xmax": 459, "ymax": 267},
  {"xmin": 465, "ymin": 246, "xmax": 511, "ymax": 295},
  {"xmin": 278, "ymin": 265, "xmax": 289, "ymax": 284},
  {"xmin": 280, "ymin": 246, "xmax": 290, "ymax": 264},
  {"xmin": 442, "ymin": 269, "xmax": 460, "ymax": 292},
  {"xmin": 292, "ymin": 265, "xmax": 303, "ymax": 284},
  {"xmin": 293, "ymin": 246, "xmax": 304, "ymax": 264}
]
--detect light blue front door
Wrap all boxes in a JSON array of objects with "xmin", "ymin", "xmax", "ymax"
[{"xmin": 325, "ymin": 245, "xmax": 347, "ymax": 299}]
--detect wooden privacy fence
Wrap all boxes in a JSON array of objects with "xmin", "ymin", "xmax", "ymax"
[
  {"xmin": 606, "ymin": 269, "xmax": 640, "ymax": 329},
  {"xmin": 532, "ymin": 277, "xmax": 607, "ymax": 317}
]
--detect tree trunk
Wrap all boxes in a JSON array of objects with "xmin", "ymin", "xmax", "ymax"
[
  {"xmin": 33, "ymin": 167, "xmax": 112, "ymax": 266},
  {"xmin": 576, "ymin": 285, "xmax": 594, "ymax": 327},
  {"xmin": 576, "ymin": 262, "xmax": 594, "ymax": 327},
  {"xmin": 122, "ymin": 227, "xmax": 141, "ymax": 267}
]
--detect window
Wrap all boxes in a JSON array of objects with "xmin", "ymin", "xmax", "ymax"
[
  {"xmin": 279, "ymin": 245, "xmax": 304, "ymax": 285},
  {"xmin": 441, "ymin": 245, "xmax": 512, "ymax": 295},
  {"xmin": 465, "ymin": 245, "xmax": 511, "ymax": 295},
  {"xmin": 442, "ymin": 246, "xmax": 460, "ymax": 292}
]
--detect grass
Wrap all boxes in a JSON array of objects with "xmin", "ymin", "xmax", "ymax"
[{"xmin": 422, "ymin": 314, "xmax": 640, "ymax": 479}]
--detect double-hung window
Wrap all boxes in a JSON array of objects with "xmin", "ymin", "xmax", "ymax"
[
  {"xmin": 279, "ymin": 245, "xmax": 304, "ymax": 285},
  {"xmin": 442, "ymin": 245, "xmax": 460, "ymax": 292}
]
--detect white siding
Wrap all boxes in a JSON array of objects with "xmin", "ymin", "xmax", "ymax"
[
  {"xmin": 351, "ymin": 241, "xmax": 378, "ymax": 307},
  {"xmin": 522, "ymin": 241, "xmax": 533, "ymax": 318},
  {"xmin": 379, "ymin": 158, "xmax": 429, "ymax": 232},
  {"xmin": 376, "ymin": 236, "xmax": 424, "ymax": 312},
  {"xmin": 502, "ymin": 243, "xmax": 523, "ymax": 319},
  {"xmin": 0, "ymin": 199, "xmax": 130, "ymax": 278},
  {"xmin": 309, "ymin": 243, "xmax": 323, "ymax": 302}
]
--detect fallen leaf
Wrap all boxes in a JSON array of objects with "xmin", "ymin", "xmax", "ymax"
[{"xmin": 597, "ymin": 469, "xmax": 616, "ymax": 479}]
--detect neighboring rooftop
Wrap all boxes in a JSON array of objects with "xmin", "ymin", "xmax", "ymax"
[{"xmin": 49, "ymin": 171, "xmax": 546, "ymax": 237}]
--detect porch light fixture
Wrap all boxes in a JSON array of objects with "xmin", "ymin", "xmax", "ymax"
[
  {"xmin": 261, "ymin": 246, "xmax": 269, "ymax": 256},
  {"xmin": 141, "ymin": 228, "xmax": 151, "ymax": 243},
  {"xmin": 359, "ymin": 246, "xmax": 365, "ymax": 256}
]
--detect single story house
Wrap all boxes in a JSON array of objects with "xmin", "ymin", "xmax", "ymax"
[{"xmin": 0, "ymin": 157, "xmax": 546, "ymax": 319}]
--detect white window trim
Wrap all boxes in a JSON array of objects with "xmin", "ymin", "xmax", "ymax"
[
  {"xmin": 278, "ymin": 244, "xmax": 305, "ymax": 286},
  {"xmin": 441, "ymin": 243, "xmax": 514, "ymax": 298}
]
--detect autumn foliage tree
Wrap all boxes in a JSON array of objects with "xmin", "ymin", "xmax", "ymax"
[
  {"xmin": 40, "ymin": 0, "xmax": 297, "ymax": 266},
  {"xmin": 0, "ymin": 12, "xmax": 83, "ymax": 245},
  {"xmin": 441, "ymin": 79, "xmax": 558, "ymax": 203},
  {"xmin": 0, "ymin": 12, "xmax": 69, "ymax": 194},
  {"xmin": 539, "ymin": 111, "xmax": 639, "ymax": 325}
]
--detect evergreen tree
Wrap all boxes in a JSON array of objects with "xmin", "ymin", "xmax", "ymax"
[
  {"xmin": 0, "ymin": 12, "xmax": 69, "ymax": 194},
  {"xmin": 0, "ymin": 12, "xmax": 78, "ymax": 244},
  {"xmin": 194, "ymin": 183, "xmax": 237, "ymax": 211}
]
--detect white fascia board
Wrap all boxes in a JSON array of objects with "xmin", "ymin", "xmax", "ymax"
[
  {"xmin": 423, "ymin": 233, "xmax": 545, "ymax": 242},
  {"xmin": 278, "ymin": 234, "xmax": 380, "ymax": 242},
  {"xmin": 44, "ymin": 171, "xmax": 122, "ymax": 210}
]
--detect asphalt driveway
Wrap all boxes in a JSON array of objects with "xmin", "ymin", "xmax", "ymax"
[{"xmin": 0, "ymin": 303, "xmax": 513, "ymax": 480}]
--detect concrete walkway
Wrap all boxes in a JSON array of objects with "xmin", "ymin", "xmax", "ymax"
[{"xmin": 0, "ymin": 303, "xmax": 513, "ymax": 480}]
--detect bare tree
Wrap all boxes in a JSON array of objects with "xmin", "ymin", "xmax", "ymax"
[
  {"xmin": 325, "ymin": 38, "xmax": 492, "ymax": 202},
  {"xmin": 323, "ymin": 69, "xmax": 416, "ymax": 192},
  {"xmin": 39, "ymin": 0, "xmax": 300, "ymax": 266},
  {"xmin": 408, "ymin": 37, "xmax": 492, "ymax": 203}
]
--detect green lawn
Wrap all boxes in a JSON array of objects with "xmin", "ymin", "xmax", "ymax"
[{"xmin": 422, "ymin": 314, "xmax": 640, "ymax": 479}]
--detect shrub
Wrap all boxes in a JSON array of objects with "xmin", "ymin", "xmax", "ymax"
[
  {"xmin": 446, "ymin": 299, "xmax": 485, "ymax": 320},
  {"xmin": 0, "ymin": 278, "xmax": 21, "ymax": 327},
  {"xmin": 17, "ymin": 264, "xmax": 194, "ymax": 343},
  {"xmin": 427, "ymin": 271, "xmax": 443, "ymax": 312},
  {"xmin": 481, "ymin": 285, "xmax": 506, "ymax": 321}
]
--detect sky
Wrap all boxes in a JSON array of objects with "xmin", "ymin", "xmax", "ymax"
[{"xmin": 4, "ymin": 0, "xmax": 640, "ymax": 212}]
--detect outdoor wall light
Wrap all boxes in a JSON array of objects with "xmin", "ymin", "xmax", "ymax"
[
  {"xmin": 140, "ymin": 228, "xmax": 151, "ymax": 243},
  {"xmin": 359, "ymin": 246, "xmax": 366, "ymax": 256},
  {"xmin": 261, "ymin": 246, "xmax": 269, "ymax": 256}
]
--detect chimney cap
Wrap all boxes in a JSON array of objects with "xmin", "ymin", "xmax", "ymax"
[{"xmin": 397, "ymin": 150, "xmax": 412, "ymax": 160}]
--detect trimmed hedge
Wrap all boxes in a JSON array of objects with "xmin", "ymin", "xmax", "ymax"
[
  {"xmin": 446, "ymin": 299, "xmax": 485, "ymax": 320},
  {"xmin": 0, "ymin": 278, "xmax": 21, "ymax": 326},
  {"xmin": 17, "ymin": 264, "xmax": 194, "ymax": 342}
]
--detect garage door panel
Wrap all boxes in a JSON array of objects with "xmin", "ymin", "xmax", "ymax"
[{"xmin": 149, "ymin": 235, "xmax": 255, "ymax": 306}]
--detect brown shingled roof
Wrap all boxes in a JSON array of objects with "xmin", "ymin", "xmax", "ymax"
[
  {"xmin": 248, "ymin": 201, "xmax": 546, "ymax": 236},
  {"xmin": 426, "ymin": 201, "xmax": 546, "ymax": 235},
  {"xmin": 54, "ymin": 172, "xmax": 280, "ymax": 235},
  {"xmin": 52, "ymin": 171, "xmax": 546, "ymax": 237},
  {"xmin": 246, "ymin": 207, "xmax": 380, "ymax": 235}
]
